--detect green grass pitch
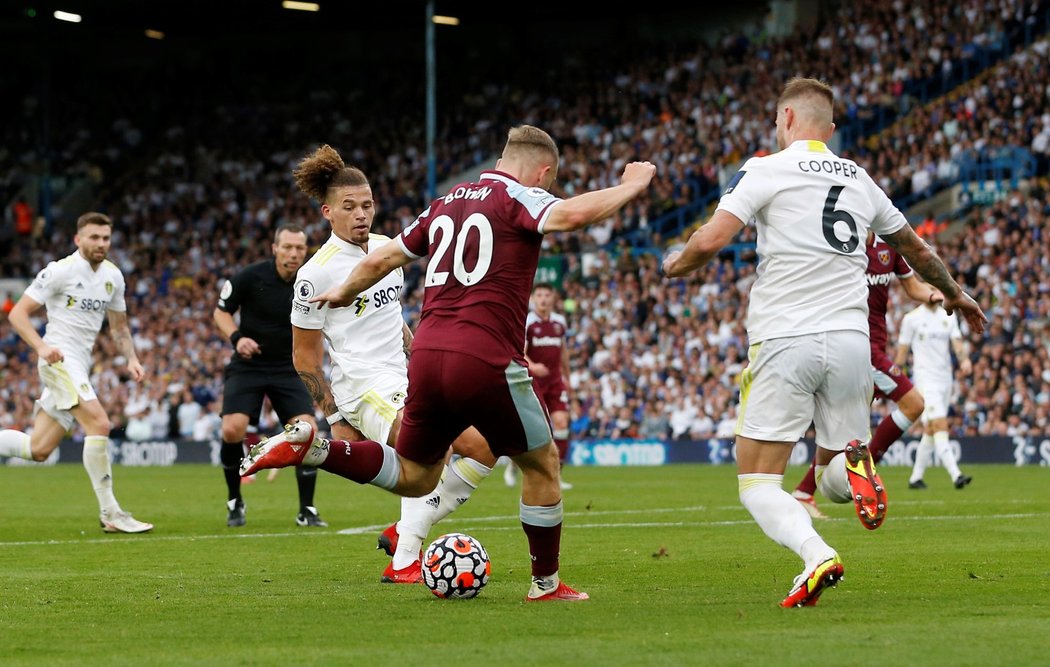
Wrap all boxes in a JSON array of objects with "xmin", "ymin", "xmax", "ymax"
[{"xmin": 1, "ymin": 463, "xmax": 1047, "ymax": 666}]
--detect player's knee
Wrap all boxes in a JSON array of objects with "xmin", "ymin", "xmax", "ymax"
[
  {"xmin": 90, "ymin": 417, "xmax": 112, "ymax": 436},
  {"xmin": 902, "ymin": 392, "xmax": 925, "ymax": 420},
  {"xmin": 220, "ymin": 424, "xmax": 243, "ymax": 443},
  {"xmin": 451, "ymin": 429, "xmax": 496, "ymax": 466},
  {"xmin": 30, "ymin": 448, "xmax": 52, "ymax": 462},
  {"xmin": 517, "ymin": 444, "xmax": 560, "ymax": 480},
  {"xmin": 551, "ymin": 412, "xmax": 570, "ymax": 431}
]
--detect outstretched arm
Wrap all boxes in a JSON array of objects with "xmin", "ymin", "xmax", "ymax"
[
  {"xmin": 310, "ymin": 240, "xmax": 413, "ymax": 309},
  {"xmin": 543, "ymin": 161, "xmax": 656, "ymax": 232},
  {"xmin": 662, "ymin": 209, "xmax": 744, "ymax": 277},
  {"xmin": 881, "ymin": 225, "xmax": 987, "ymax": 334},
  {"xmin": 107, "ymin": 310, "xmax": 144, "ymax": 381},
  {"xmin": 899, "ymin": 274, "xmax": 943, "ymax": 306}
]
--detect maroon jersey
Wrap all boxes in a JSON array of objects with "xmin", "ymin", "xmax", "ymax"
[
  {"xmin": 397, "ymin": 171, "xmax": 561, "ymax": 367},
  {"xmin": 866, "ymin": 235, "xmax": 912, "ymax": 354},
  {"xmin": 525, "ymin": 310, "xmax": 568, "ymax": 388}
]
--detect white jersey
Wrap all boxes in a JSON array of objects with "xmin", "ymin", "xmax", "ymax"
[
  {"xmin": 898, "ymin": 304, "xmax": 961, "ymax": 387},
  {"xmin": 22, "ymin": 251, "xmax": 127, "ymax": 366},
  {"xmin": 291, "ymin": 233, "xmax": 407, "ymax": 407},
  {"xmin": 716, "ymin": 140, "xmax": 908, "ymax": 343}
]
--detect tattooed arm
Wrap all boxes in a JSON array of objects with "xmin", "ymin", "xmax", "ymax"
[
  {"xmin": 107, "ymin": 310, "xmax": 144, "ymax": 381},
  {"xmin": 292, "ymin": 325, "xmax": 338, "ymax": 418},
  {"xmin": 880, "ymin": 225, "xmax": 988, "ymax": 334}
]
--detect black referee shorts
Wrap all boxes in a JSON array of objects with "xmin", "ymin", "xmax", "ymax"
[{"xmin": 220, "ymin": 361, "xmax": 313, "ymax": 424}]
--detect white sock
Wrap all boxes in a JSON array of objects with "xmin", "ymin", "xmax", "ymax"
[
  {"xmin": 393, "ymin": 494, "xmax": 433, "ymax": 569},
  {"xmin": 0, "ymin": 429, "xmax": 32, "ymax": 459},
  {"xmin": 434, "ymin": 457, "xmax": 491, "ymax": 523},
  {"xmin": 816, "ymin": 453, "xmax": 852, "ymax": 503},
  {"xmin": 738, "ymin": 473, "xmax": 835, "ymax": 570},
  {"xmin": 933, "ymin": 431, "xmax": 962, "ymax": 480},
  {"xmin": 911, "ymin": 435, "xmax": 934, "ymax": 483},
  {"xmin": 391, "ymin": 457, "xmax": 492, "ymax": 570},
  {"xmin": 83, "ymin": 435, "xmax": 119, "ymax": 513},
  {"xmin": 528, "ymin": 571, "xmax": 561, "ymax": 598}
]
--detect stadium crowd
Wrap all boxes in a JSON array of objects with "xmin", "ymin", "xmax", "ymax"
[
  {"xmin": 5, "ymin": 0, "xmax": 1046, "ymax": 274},
  {"xmin": 855, "ymin": 35, "xmax": 1050, "ymax": 207},
  {"xmin": 2, "ymin": 0, "xmax": 1050, "ymax": 447}
]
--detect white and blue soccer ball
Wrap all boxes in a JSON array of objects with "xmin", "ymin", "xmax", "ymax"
[{"xmin": 422, "ymin": 533, "xmax": 491, "ymax": 599}]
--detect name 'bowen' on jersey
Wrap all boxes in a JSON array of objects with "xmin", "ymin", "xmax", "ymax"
[{"xmin": 441, "ymin": 185, "xmax": 493, "ymax": 204}]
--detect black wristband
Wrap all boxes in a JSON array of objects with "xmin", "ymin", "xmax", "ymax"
[{"xmin": 230, "ymin": 331, "xmax": 243, "ymax": 347}]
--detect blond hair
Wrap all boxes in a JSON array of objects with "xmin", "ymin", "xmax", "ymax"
[
  {"xmin": 501, "ymin": 125, "xmax": 559, "ymax": 166},
  {"xmin": 778, "ymin": 77, "xmax": 834, "ymax": 108}
]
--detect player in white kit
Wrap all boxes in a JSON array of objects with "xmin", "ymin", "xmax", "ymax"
[
  {"xmin": 663, "ymin": 78, "xmax": 986, "ymax": 606},
  {"xmin": 289, "ymin": 145, "xmax": 496, "ymax": 584},
  {"xmin": 895, "ymin": 302, "xmax": 973, "ymax": 489},
  {"xmin": 0, "ymin": 212, "xmax": 153, "ymax": 532}
]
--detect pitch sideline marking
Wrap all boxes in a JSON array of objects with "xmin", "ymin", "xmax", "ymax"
[{"xmin": 2, "ymin": 509, "xmax": 1047, "ymax": 547}]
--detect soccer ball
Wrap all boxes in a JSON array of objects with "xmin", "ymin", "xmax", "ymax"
[{"xmin": 421, "ymin": 533, "xmax": 491, "ymax": 599}]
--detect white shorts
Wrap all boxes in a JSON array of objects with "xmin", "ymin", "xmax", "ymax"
[
  {"xmin": 335, "ymin": 371, "xmax": 408, "ymax": 446},
  {"xmin": 735, "ymin": 330, "xmax": 873, "ymax": 451},
  {"xmin": 36, "ymin": 358, "xmax": 97, "ymax": 431},
  {"xmin": 917, "ymin": 380, "xmax": 951, "ymax": 423}
]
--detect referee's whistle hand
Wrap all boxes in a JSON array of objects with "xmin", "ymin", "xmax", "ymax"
[{"xmin": 236, "ymin": 337, "xmax": 262, "ymax": 358}]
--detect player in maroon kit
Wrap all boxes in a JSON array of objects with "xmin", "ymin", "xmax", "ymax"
[
  {"xmin": 241, "ymin": 125, "xmax": 656, "ymax": 601},
  {"xmin": 505, "ymin": 283, "xmax": 574, "ymax": 490},
  {"xmin": 791, "ymin": 230, "xmax": 944, "ymax": 519}
]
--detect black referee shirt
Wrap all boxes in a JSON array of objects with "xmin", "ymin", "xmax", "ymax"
[{"xmin": 217, "ymin": 258, "xmax": 296, "ymax": 367}]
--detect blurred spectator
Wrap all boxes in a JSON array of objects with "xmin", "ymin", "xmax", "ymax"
[
  {"xmin": 193, "ymin": 400, "xmax": 223, "ymax": 441},
  {"xmin": 13, "ymin": 198, "xmax": 33, "ymax": 237},
  {"xmin": 174, "ymin": 388, "xmax": 202, "ymax": 439}
]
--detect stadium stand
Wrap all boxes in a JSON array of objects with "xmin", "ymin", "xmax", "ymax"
[{"xmin": 2, "ymin": 0, "xmax": 1049, "ymax": 443}]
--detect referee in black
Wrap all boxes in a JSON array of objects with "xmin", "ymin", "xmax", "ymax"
[{"xmin": 213, "ymin": 223, "xmax": 326, "ymax": 528}]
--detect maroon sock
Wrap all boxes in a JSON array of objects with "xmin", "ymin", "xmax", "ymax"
[
  {"xmin": 319, "ymin": 439, "xmax": 385, "ymax": 485},
  {"xmin": 795, "ymin": 459, "xmax": 818, "ymax": 496},
  {"xmin": 554, "ymin": 438, "xmax": 569, "ymax": 463},
  {"xmin": 869, "ymin": 414, "xmax": 905, "ymax": 464},
  {"xmin": 521, "ymin": 521, "xmax": 562, "ymax": 578}
]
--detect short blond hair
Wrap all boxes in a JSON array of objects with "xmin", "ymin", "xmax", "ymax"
[
  {"xmin": 778, "ymin": 77, "xmax": 834, "ymax": 125},
  {"xmin": 778, "ymin": 77, "xmax": 834, "ymax": 107},
  {"xmin": 502, "ymin": 125, "xmax": 559, "ymax": 165}
]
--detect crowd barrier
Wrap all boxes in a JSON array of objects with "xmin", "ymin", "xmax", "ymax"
[{"xmin": 6, "ymin": 436, "xmax": 1049, "ymax": 467}]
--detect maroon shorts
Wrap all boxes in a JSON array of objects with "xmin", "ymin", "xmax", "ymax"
[
  {"xmin": 871, "ymin": 349, "xmax": 914, "ymax": 403},
  {"xmin": 534, "ymin": 379, "xmax": 569, "ymax": 414},
  {"xmin": 396, "ymin": 349, "xmax": 554, "ymax": 465}
]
